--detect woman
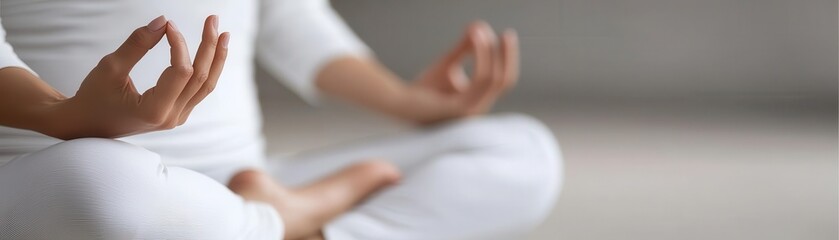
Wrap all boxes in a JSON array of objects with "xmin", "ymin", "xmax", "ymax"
[{"xmin": 0, "ymin": 0, "xmax": 562, "ymax": 239}]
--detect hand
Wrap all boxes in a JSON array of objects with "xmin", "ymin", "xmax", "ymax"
[
  {"xmin": 46, "ymin": 15, "xmax": 230, "ymax": 139},
  {"xmin": 408, "ymin": 21, "xmax": 519, "ymax": 124}
]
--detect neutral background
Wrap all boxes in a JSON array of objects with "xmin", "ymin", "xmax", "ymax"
[{"xmin": 256, "ymin": 0, "xmax": 838, "ymax": 239}]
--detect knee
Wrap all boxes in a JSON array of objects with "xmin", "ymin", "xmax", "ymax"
[
  {"xmin": 8, "ymin": 138, "xmax": 165, "ymax": 239},
  {"xmin": 442, "ymin": 113, "xmax": 563, "ymax": 230},
  {"xmin": 439, "ymin": 113, "xmax": 563, "ymax": 174},
  {"xmin": 28, "ymin": 138, "xmax": 164, "ymax": 187},
  {"xmin": 497, "ymin": 114, "xmax": 563, "ymax": 229},
  {"xmin": 32, "ymin": 138, "xmax": 162, "ymax": 174}
]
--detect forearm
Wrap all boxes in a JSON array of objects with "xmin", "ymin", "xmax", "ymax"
[
  {"xmin": 0, "ymin": 67, "xmax": 68, "ymax": 138},
  {"xmin": 315, "ymin": 56, "xmax": 405, "ymax": 114},
  {"xmin": 315, "ymin": 56, "xmax": 455, "ymax": 124}
]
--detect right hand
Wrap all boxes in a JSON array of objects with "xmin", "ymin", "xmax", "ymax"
[{"xmin": 49, "ymin": 15, "xmax": 230, "ymax": 139}]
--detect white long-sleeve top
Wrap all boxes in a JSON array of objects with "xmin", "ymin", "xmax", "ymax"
[{"xmin": 0, "ymin": 0, "xmax": 370, "ymax": 173}]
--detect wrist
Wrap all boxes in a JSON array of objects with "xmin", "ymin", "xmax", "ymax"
[
  {"xmin": 389, "ymin": 85, "xmax": 456, "ymax": 125},
  {"xmin": 36, "ymin": 96, "xmax": 85, "ymax": 140},
  {"xmin": 34, "ymin": 97, "xmax": 66, "ymax": 139},
  {"xmin": 380, "ymin": 84, "xmax": 419, "ymax": 120},
  {"xmin": 381, "ymin": 82, "xmax": 415, "ymax": 116},
  {"xmin": 0, "ymin": 67, "xmax": 78, "ymax": 139}
]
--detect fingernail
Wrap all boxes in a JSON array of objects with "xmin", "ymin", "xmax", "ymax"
[
  {"xmin": 220, "ymin": 33, "xmax": 230, "ymax": 48},
  {"xmin": 147, "ymin": 15, "xmax": 167, "ymax": 31},
  {"xmin": 476, "ymin": 27, "xmax": 490, "ymax": 42},
  {"xmin": 504, "ymin": 28, "xmax": 517, "ymax": 35},
  {"xmin": 212, "ymin": 15, "xmax": 219, "ymax": 32},
  {"xmin": 169, "ymin": 20, "xmax": 178, "ymax": 31},
  {"xmin": 504, "ymin": 29, "xmax": 518, "ymax": 40}
]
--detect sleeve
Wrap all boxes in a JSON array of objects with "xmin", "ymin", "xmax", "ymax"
[
  {"xmin": 256, "ymin": 0, "xmax": 371, "ymax": 104},
  {"xmin": 0, "ymin": 7, "xmax": 36, "ymax": 75}
]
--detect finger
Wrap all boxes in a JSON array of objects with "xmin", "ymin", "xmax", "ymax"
[
  {"xmin": 165, "ymin": 21, "xmax": 192, "ymax": 68},
  {"xmin": 447, "ymin": 66, "xmax": 470, "ymax": 93},
  {"xmin": 173, "ymin": 15, "xmax": 219, "ymax": 114},
  {"xmin": 488, "ymin": 27, "xmax": 507, "ymax": 93},
  {"xmin": 499, "ymin": 29, "xmax": 520, "ymax": 90},
  {"xmin": 465, "ymin": 22, "xmax": 497, "ymax": 104},
  {"xmin": 434, "ymin": 21, "xmax": 491, "ymax": 93},
  {"xmin": 440, "ymin": 22, "xmax": 481, "ymax": 67},
  {"xmin": 138, "ymin": 21, "xmax": 194, "ymax": 124},
  {"xmin": 177, "ymin": 32, "xmax": 230, "ymax": 125},
  {"xmin": 103, "ymin": 15, "xmax": 167, "ymax": 74}
]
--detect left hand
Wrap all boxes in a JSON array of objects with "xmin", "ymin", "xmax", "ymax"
[{"xmin": 408, "ymin": 21, "xmax": 519, "ymax": 124}]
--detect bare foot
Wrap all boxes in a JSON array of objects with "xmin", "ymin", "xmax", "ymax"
[{"xmin": 228, "ymin": 160, "xmax": 401, "ymax": 240}]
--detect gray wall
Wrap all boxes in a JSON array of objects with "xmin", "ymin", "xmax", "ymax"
[{"xmin": 330, "ymin": 0, "xmax": 837, "ymax": 105}]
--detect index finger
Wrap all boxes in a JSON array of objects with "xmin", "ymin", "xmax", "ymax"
[
  {"xmin": 165, "ymin": 21, "xmax": 192, "ymax": 68},
  {"xmin": 137, "ymin": 21, "xmax": 194, "ymax": 120},
  {"xmin": 110, "ymin": 15, "xmax": 168, "ymax": 72},
  {"xmin": 440, "ymin": 21, "xmax": 489, "ymax": 67},
  {"xmin": 465, "ymin": 23, "xmax": 496, "ymax": 102}
]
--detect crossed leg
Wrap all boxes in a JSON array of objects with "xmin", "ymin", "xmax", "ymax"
[
  {"xmin": 0, "ymin": 113, "xmax": 561, "ymax": 240},
  {"xmin": 0, "ymin": 139, "xmax": 397, "ymax": 239},
  {"xmin": 268, "ymin": 113, "xmax": 564, "ymax": 239}
]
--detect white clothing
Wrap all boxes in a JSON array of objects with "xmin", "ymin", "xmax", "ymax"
[
  {"xmin": 0, "ymin": 0, "xmax": 564, "ymax": 238},
  {"xmin": 0, "ymin": 0, "xmax": 369, "ymax": 174},
  {"xmin": 0, "ymin": 138, "xmax": 283, "ymax": 239},
  {"xmin": 0, "ymin": 114, "xmax": 563, "ymax": 239}
]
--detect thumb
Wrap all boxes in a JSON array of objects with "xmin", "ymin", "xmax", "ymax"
[{"xmin": 107, "ymin": 15, "xmax": 168, "ymax": 74}]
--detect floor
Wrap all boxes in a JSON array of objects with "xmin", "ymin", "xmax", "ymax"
[{"xmin": 257, "ymin": 82, "xmax": 837, "ymax": 240}]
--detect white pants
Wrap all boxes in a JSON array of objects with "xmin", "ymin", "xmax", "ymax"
[{"xmin": 0, "ymin": 113, "xmax": 562, "ymax": 240}]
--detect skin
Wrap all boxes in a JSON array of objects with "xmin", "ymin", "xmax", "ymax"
[
  {"xmin": 316, "ymin": 21, "xmax": 519, "ymax": 125},
  {"xmin": 0, "ymin": 15, "xmax": 230, "ymax": 139},
  {"xmin": 0, "ymin": 15, "xmax": 519, "ymax": 240}
]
